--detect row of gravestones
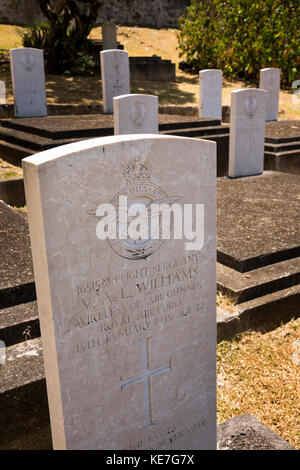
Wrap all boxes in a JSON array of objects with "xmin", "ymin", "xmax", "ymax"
[
  {"xmin": 19, "ymin": 61, "xmax": 278, "ymax": 449},
  {"xmin": 20, "ymin": 89, "xmax": 293, "ymax": 448},
  {"xmin": 199, "ymin": 68, "xmax": 280, "ymax": 122},
  {"xmin": 2, "ymin": 47, "xmax": 280, "ymax": 122},
  {"xmin": 3, "ymin": 47, "xmax": 276, "ymax": 178},
  {"xmin": 116, "ymin": 89, "xmax": 266, "ymax": 178},
  {"xmin": 0, "ymin": 50, "xmax": 290, "ymax": 452}
]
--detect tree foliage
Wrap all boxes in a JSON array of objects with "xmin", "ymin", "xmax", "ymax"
[
  {"xmin": 178, "ymin": 0, "xmax": 300, "ymax": 86},
  {"xmin": 22, "ymin": 0, "xmax": 102, "ymax": 74}
]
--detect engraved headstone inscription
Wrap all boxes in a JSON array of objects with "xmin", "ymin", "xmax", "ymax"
[
  {"xmin": 23, "ymin": 134, "xmax": 216, "ymax": 450},
  {"xmin": 10, "ymin": 48, "xmax": 47, "ymax": 118},
  {"xmin": 114, "ymin": 94, "xmax": 159, "ymax": 135},
  {"xmin": 228, "ymin": 89, "xmax": 267, "ymax": 178},
  {"xmin": 199, "ymin": 69, "xmax": 222, "ymax": 120},
  {"xmin": 259, "ymin": 68, "xmax": 281, "ymax": 121},
  {"xmin": 100, "ymin": 49, "xmax": 130, "ymax": 114}
]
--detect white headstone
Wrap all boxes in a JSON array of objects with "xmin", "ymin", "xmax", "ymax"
[
  {"xmin": 228, "ymin": 89, "xmax": 266, "ymax": 178},
  {"xmin": 100, "ymin": 49, "xmax": 130, "ymax": 114},
  {"xmin": 23, "ymin": 134, "xmax": 216, "ymax": 450},
  {"xmin": 114, "ymin": 94, "xmax": 159, "ymax": 135},
  {"xmin": 0, "ymin": 80, "xmax": 5, "ymax": 104},
  {"xmin": 102, "ymin": 23, "xmax": 117, "ymax": 51},
  {"xmin": 0, "ymin": 340, "xmax": 5, "ymax": 365},
  {"xmin": 10, "ymin": 48, "xmax": 47, "ymax": 118},
  {"xmin": 199, "ymin": 69, "xmax": 222, "ymax": 120},
  {"xmin": 259, "ymin": 68, "xmax": 281, "ymax": 121}
]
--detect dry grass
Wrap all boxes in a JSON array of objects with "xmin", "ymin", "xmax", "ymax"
[
  {"xmin": 0, "ymin": 25, "xmax": 299, "ymax": 118},
  {"xmin": 0, "ymin": 158, "xmax": 23, "ymax": 180},
  {"xmin": 217, "ymin": 318, "xmax": 300, "ymax": 449},
  {"xmin": 0, "ymin": 25, "xmax": 23, "ymax": 50},
  {"xmin": 217, "ymin": 291, "xmax": 239, "ymax": 313}
]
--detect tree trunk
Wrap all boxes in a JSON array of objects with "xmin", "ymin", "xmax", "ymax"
[{"xmin": 36, "ymin": 0, "xmax": 102, "ymax": 73}]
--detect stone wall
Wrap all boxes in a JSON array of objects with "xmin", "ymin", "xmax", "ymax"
[
  {"xmin": 0, "ymin": 0, "xmax": 42, "ymax": 25},
  {"xmin": 0, "ymin": 0, "xmax": 190, "ymax": 28}
]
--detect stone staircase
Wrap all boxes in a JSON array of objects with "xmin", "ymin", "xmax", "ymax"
[
  {"xmin": 0, "ymin": 115, "xmax": 230, "ymax": 174},
  {"xmin": 216, "ymin": 172, "xmax": 300, "ymax": 340},
  {"xmin": 1, "ymin": 115, "xmax": 300, "ymax": 178},
  {"xmin": 264, "ymin": 135, "xmax": 300, "ymax": 174}
]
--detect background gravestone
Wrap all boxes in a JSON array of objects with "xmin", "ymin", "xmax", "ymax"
[
  {"xmin": 259, "ymin": 68, "xmax": 281, "ymax": 121},
  {"xmin": 102, "ymin": 23, "xmax": 117, "ymax": 50},
  {"xmin": 199, "ymin": 69, "xmax": 222, "ymax": 121},
  {"xmin": 10, "ymin": 48, "xmax": 47, "ymax": 118},
  {"xmin": 23, "ymin": 134, "xmax": 216, "ymax": 450},
  {"xmin": 0, "ymin": 80, "xmax": 5, "ymax": 104},
  {"xmin": 100, "ymin": 49, "xmax": 130, "ymax": 114},
  {"xmin": 228, "ymin": 89, "xmax": 266, "ymax": 178},
  {"xmin": 113, "ymin": 94, "xmax": 158, "ymax": 135}
]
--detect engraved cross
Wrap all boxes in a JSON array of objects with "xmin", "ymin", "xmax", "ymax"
[{"xmin": 120, "ymin": 337, "xmax": 172, "ymax": 429}]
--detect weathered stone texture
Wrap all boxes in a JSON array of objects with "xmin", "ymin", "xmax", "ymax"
[{"xmin": 0, "ymin": 0, "xmax": 189, "ymax": 27}]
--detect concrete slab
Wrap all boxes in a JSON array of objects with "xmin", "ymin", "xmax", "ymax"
[
  {"xmin": 217, "ymin": 172, "xmax": 300, "ymax": 272},
  {"xmin": 264, "ymin": 121, "xmax": 300, "ymax": 175},
  {"xmin": 0, "ymin": 201, "xmax": 35, "ymax": 308},
  {"xmin": 1, "ymin": 114, "xmax": 221, "ymax": 138},
  {"xmin": 265, "ymin": 120, "xmax": 300, "ymax": 142},
  {"xmin": 0, "ymin": 337, "xmax": 51, "ymax": 450},
  {"xmin": 218, "ymin": 414, "xmax": 295, "ymax": 450},
  {"xmin": 0, "ymin": 301, "xmax": 39, "ymax": 346},
  {"xmin": 0, "ymin": 114, "xmax": 228, "ymax": 169},
  {"xmin": 217, "ymin": 284, "xmax": 300, "ymax": 341},
  {"xmin": 217, "ymin": 257, "xmax": 300, "ymax": 303},
  {"xmin": 0, "ymin": 178, "xmax": 26, "ymax": 207}
]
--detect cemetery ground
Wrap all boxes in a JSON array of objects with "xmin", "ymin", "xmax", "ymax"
[
  {"xmin": 0, "ymin": 24, "xmax": 298, "ymax": 118},
  {"xmin": 0, "ymin": 25, "xmax": 299, "ymax": 450},
  {"xmin": 217, "ymin": 317, "xmax": 300, "ymax": 449},
  {"xmin": 0, "ymin": 24, "xmax": 299, "ymax": 182}
]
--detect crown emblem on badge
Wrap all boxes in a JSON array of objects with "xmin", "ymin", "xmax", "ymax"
[{"xmin": 123, "ymin": 157, "xmax": 151, "ymax": 183}]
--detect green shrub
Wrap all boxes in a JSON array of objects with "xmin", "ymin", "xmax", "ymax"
[
  {"xmin": 19, "ymin": 21, "xmax": 96, "ymax": 76},
  {"xmin": 21, "ymin": 22, "xmax": 50, "ymax": 50},
  {"xmin": 178, "ymin": 0, "xmax": 300, "ymax": 86}
]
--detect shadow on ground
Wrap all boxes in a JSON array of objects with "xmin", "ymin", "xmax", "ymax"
[
  {"xmin": 0, "ymin": 63, "xmax": 197, "ymax": 106},
  {"xmin": 131, "ymin": 76, "xmax": 197, "ymax": 105}
]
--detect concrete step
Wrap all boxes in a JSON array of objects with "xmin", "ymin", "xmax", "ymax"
[
  {"xmin": 217, "ymin": 257, "xmax": 300, "ymax": 303},
  {"xmin": 217, "ymin": 283, "xmax": 300, "ymax": 341},
  {"xmin": 0, "ymin": 201, "xmax": 35, "ymax": 309},
  {"xmin": 264, "ymin": 151, "xmax": 300, "ymax": 176},
  {"xmin": 0, "ymin": 337, "xmax": 52, "ymax": 450},
  {"xmin": 159, "ymin": 118, "xmax": 221, "ymax": 131},
  {"xmin": 0, "ymin": 301, "xmax": 39, "ymax": 347},
  {"xmin": 161, "ymin": 125, "xmax": 229, "ymax": 137},
  {"xmin": 0, "ymin": 178, "xmax": 26, "ymax": 207},
  {"xmin": 264, "ymin": 148, "xmax": 300, "ymax": 159},
  {"xmin": 1, "ymin": 115, "xmax": 221, "ymax": 139},
  {"xmin": 0, "ymin": 140, "xmax": 33, "ymax": 166},
  {"xmin": 264, "ymin": 140, "xmax": 300, "ymax": 153},
  {"xmin": 0, "ymin": 126, "xmax": 80, "ymax": 152},
  {"xmin": 217, "ymin": 244, "xmax": 300, "ymax": 274},
  {"xmin": 265, "ymin": 134, "xmax": 300, "ymax": 144},
  {"xmin": 0, "ymin": 117, "xmax": 114, "ymax": 140}
]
